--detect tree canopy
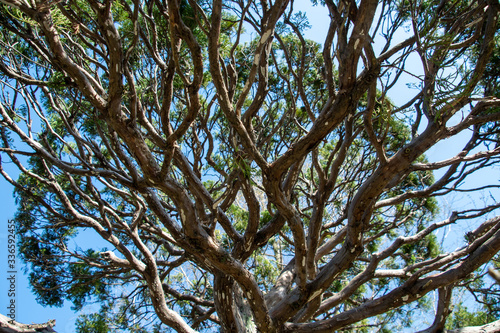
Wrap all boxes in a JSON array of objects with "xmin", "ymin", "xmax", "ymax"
[{"xmin": 0, "ymin": 0, "xmax": 499, "ymax": 332}]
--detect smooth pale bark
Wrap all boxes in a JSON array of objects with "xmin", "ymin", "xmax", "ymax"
[{"xmin": 445, "ymin": 320, "xmax": 500, "ymax": 333}]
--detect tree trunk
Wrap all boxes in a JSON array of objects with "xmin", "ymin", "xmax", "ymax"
[
  {"xmin": 0, "ymin": 313, "xmax": 56, "ymax": 332},
  {"xmin": 445, "ymin": 319, "xmax": 500, "ymax": 333},
  {"xmin": 214, "ymin": 273, "xmax": 257, "ymax": 333}
]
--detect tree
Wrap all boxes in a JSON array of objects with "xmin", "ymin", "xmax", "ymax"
[
  {"xmin": 0, "ymin": 0, "xmax": 499, "ymax": 332},
  {"xmin": 0, "ymin": 313, "xmax": 56, "ymax": 332}
]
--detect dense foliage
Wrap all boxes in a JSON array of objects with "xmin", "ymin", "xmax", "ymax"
[{"xmin": 0, "ymin": 0, "xmax": 499, "ymax": 332}]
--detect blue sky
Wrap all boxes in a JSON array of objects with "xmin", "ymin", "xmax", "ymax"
[
  {"xmin": 0, "ymin": 135, "xmax": 85, "ymax": 329},
  {"xmin": 0, "ymin": 176, "xmax": 79, "ymax": 331}
]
